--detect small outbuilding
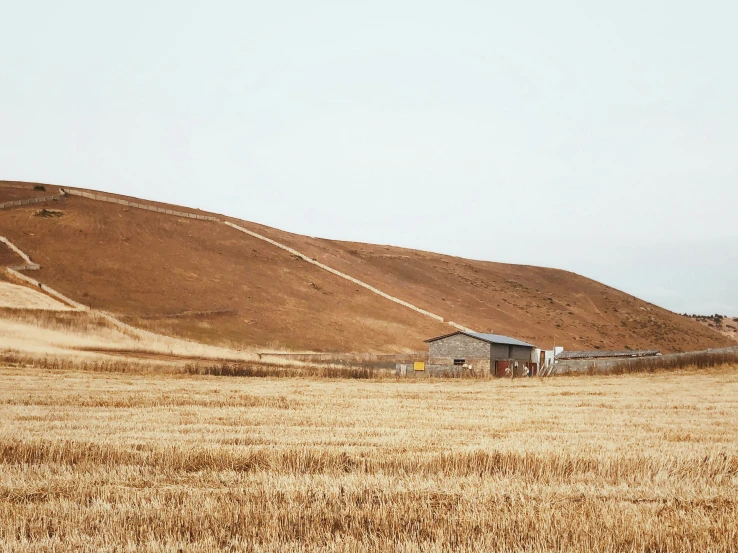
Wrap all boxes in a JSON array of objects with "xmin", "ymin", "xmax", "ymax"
[
  {"xmin": 555, "ymin": 350, "xmax": 660, "ymax": 360},
  {"xmin": 424, "ymin": 331, "xmax": 538, "ymax": 377},
  {"xmin": 551, "ymin": 349, "xmax": 662, "ymax": 374}
]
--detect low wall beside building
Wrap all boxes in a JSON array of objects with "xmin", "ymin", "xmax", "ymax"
[
  {"xmin": 552, "ymin": 357, "xmax": 632, "ymax": 374},
  {"xmin": 551, "ymin": 346, "xmax": 738, "ymax": 374}
]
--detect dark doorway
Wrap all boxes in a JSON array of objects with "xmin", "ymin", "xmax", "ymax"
[{"xmin": 495, "ymin": 360, "xmax": 509, "ymax": 377}]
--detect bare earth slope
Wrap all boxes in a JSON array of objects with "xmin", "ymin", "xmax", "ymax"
[
  {"xmin": 0, "ymin": 190, "xmax": 448, "ymax": 352},
  {"xmin": 236, "ymin": 220, "xmax": 731, "ymax": 352},
  {"xmin": 0, "ymin": 181, "xmax": 731, "ymax": 353}
]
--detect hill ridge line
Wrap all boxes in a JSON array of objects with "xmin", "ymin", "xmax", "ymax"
[{"xmin": 61, "ymin": 188, "xmax": 471, "ymax": 333}]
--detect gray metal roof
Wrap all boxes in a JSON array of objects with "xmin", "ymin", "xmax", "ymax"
[
  {"xmin": 466, "ymin": 332, "xmax": 537, "ymax": 348},
  {"xmin": 425, "ymin": 331, "xmax": 536, "ymax": 348}
]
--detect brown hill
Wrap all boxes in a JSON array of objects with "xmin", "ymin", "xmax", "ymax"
[{"xmin": 0, "ymin": 180, "xmax": 732, "ymax": 353}]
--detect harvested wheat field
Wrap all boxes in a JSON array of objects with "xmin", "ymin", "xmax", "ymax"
[{"xmin": 1, "ymin": 364, "xmax": 737, "ymax": 552}]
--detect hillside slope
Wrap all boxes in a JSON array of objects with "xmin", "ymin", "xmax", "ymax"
[
  {"xmin": 233, "ymin": 220, "xmax": 733, "ymax": 353},
  {"xmin": 0, "ymin": 180, "xmax": 731, "ymax": 353}
]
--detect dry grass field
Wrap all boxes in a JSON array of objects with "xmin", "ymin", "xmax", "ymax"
[
  {"xmin": 0, "ymin": 283, "xmax": 72, "ymax": 311},
  {"xmin": 1, "ymin": 363, "xmax": 737, "ymax": 552},
  {"xmin": 0, "ymin": 308, "xmax": 263, "ymax": 363}
]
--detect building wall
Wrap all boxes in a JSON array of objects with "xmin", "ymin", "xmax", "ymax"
[
  {"xmin": 396, "ymin": 364, "xmax": 485, "ymax": 377},
  {"xmin": 490, "ymin": 344, "xmax": 509, "ymax": 359},
  {"xmin": 428, "ymin": 334, "xmax": 491, "ymax": 362},
  {"xmin": 510, "ymin": 345, "xmax": 535, "ymax": 361},
  {"xmin": 429, "ymin": 334, "xmax": 535, "ymax": 362},
  {"xmin": 490, "ymin": 343, "xmax": 535, "ymax": 361},
  {"xmin": 427, "ymin": 333, "xmax": 537, "ymax": 377},
  {"xmin": 456, "ymin": 358, "xmax": 490, "ymax": 373},
  {"xmin": 428, "ymin": 357, "xmax": 492, "ymax": 372}
]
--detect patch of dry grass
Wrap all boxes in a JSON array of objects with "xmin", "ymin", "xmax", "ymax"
[
  {"xmin": 0, "ymin": 309, "xmax": 329, "ymax": 368},
  {"xmin": 0, "ymin": 308, "xmax": 111, "ymax": 332},
  {"xmin": 0, "ymin": 308, "xmax": 407, "ymax": 377},
  {"xmin": 607, "ymin": 350, "xmax": 738, "ymax": 373},
  {"xmin": 0, "ymin": 283, "xmax": 72, "ymax": 311},
  {"xmin": 0, "ymin": 308, "xmax": 261, "ymax": 361},
  {"xmin": 1, "ymin": 365, "xmax": 737, "ymax": 551}
]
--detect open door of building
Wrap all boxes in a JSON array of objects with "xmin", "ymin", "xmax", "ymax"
[{"xmin": 495, "ymin": 360, "xmax": 509, "ymax": 377}]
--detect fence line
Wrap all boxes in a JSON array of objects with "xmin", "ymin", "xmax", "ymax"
[
  {"xmin": 62, "ymin": 189, "xmax": 221, "ymax": 222},
  {"xmin": 224, "ymin": 221, "xmax": 471, "ymax": 332},
  {"xmin": 0, "ymin": 236, "xmax": 35, "ymax": 265},
  {"xmin": 51, "ymin": 188, "xmax": 474, "ymax": 333},
  {"xmin": 550, "ymin": 345, "xmax": 738, "ymax": 375},
  {"xmin": 0, "ymin": 194, "xmax": 63, "ymax": 210}
]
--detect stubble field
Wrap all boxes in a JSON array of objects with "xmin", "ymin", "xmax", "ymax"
[{"xmin": 1, "ymin": 365, "xmax": 737, "ymax": 552}]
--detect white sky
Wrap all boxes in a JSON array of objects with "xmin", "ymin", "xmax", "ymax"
[{"xmin": 2, "ymin": 1, "xmax": 736, "ymax": 315}]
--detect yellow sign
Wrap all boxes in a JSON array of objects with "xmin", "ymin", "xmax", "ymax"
[{"xmin": 414, "ymin": 361, "xmax": 425, "ymax": 371}]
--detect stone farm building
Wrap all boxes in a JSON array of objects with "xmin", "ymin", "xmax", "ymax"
[{"xmin": 425, "ymin": 331, "xmax": 539, "ymax": 377}]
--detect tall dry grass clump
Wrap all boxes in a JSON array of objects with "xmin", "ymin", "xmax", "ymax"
[
  {"xmin": 185, "ymin": 362, "xmax": 381, "ymax": 379},
  {"xmin": 1, "ymin": 364, "xmax": 737, "ymax": 551},
  {"xmin": 0, "ymin": 307, "xmax": 109, "ymax": 332},
  {"xmin": 606, "ymin": 350, "xmax": 738, "ymax": 374}
]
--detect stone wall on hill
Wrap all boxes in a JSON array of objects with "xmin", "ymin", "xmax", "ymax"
[
  {"xmin": 62, "ymin": 189, "xmax": 221, "ymax": 222},
  {"xmin": 0, "ymin": 195, "xmax": 64, "ymax": 210}
]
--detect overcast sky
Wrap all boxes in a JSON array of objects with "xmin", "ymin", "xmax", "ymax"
[{"xmin": 2, "ymin": 1, "xmax": 736, "ymax": 315}]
